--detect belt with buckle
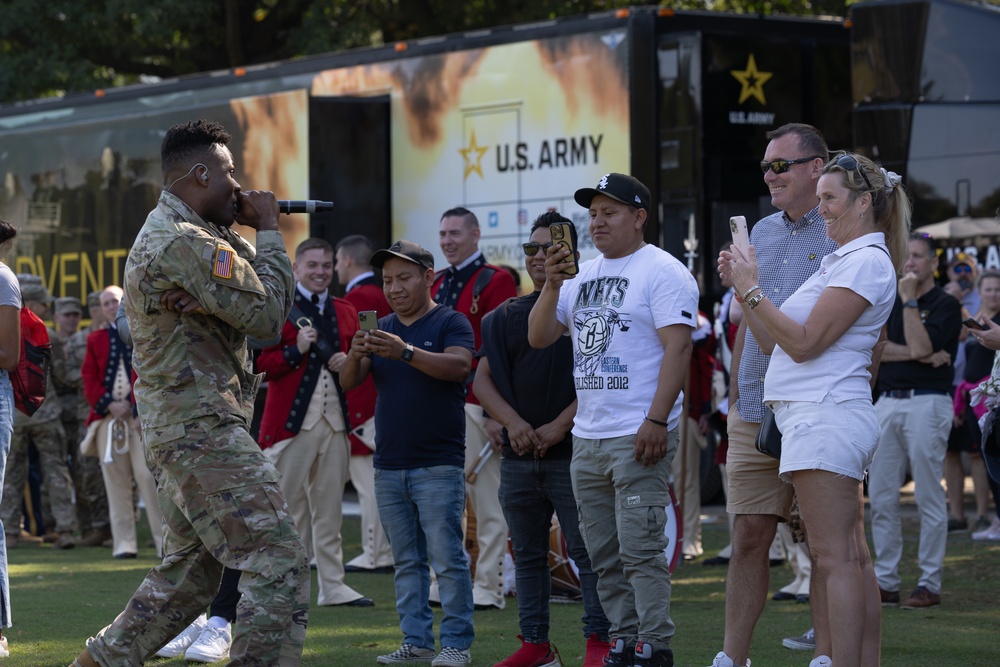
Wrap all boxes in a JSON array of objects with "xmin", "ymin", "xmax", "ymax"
[{"xmin": 881, "ymin": 389, "xmax": 949, "ymax": 399}]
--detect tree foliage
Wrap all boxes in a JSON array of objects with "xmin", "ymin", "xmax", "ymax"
[{"xmin": 0, "ymin": 0, "xmax": 867, "ymax": 103}]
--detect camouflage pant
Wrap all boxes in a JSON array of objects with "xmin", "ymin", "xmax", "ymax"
[
  {"xmin": 85, "ymin": 418, "xmax": 309, "ymax": 667},
  {"xmin": 0, "ymin": 420, "xmax": 77, "ymax": 534},
  {"xmin": 73, "ymin": 418, "xmax": 111, "ymax": 532}
]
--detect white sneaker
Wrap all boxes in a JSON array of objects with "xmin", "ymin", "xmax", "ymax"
[
  {"xmin": 0, "ymin": 635, "xmax": 9, "ymax": 657},
  {"xmin": 377, "ymin": 643, "xmax": 436, "ymax": 664},
  {"xmin": 154, "ymin": 614, "xmax": 207, "ymax": 658},
  {"xmin": 431, "ymin": 646, "xmax": 472, "ymax": 667},
  {"xmin": 708, "ymin": 652, "xmax": 749, "ymax": 667},
  {"xmin": 184, "ymin": 622, "xmax": 232, "ymax": 663},
  {"xmin": 972, "ymin": 516, "xmax": 1000, "ymax": 541},
  {"xmin": 809, "ymin": 655, "xmax": 832, "ymax": 667}
]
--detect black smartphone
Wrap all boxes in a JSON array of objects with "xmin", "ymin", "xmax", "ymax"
[
  {"xmin": 359, "ymin": 310, "xmax": 378, "ymax": 331},
  {"xmin": 963, "ymin": 317, "xmax": 989, "ymax": 331},
  {"xmin": 549, "ymin": 222, "xmax": 579, "ymax": 275}
]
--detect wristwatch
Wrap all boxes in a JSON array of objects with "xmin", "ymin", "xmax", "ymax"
[
  {"xmin": 401, "ymin": 343, "xmax": 414, "ymax": 362},
  {"xmin": 903, "ymin": 299, "xmax": 919, "ymax": 308}
]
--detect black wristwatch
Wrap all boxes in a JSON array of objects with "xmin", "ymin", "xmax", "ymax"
[
  {"xmin": 401, "ymin": 343, "xmax": 414, "ymax": 362},
  {"xmin": 903, "ymin": 299, "xmax": 919, "ymax": 308}
]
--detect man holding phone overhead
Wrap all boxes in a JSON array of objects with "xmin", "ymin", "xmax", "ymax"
[
  {"xmin": 528, "ymin": 173, "xmax": 698, "ymax": 667},
  {"xmin": 257, "ymin": 237, "xmax": 374, "ymax": 608}
]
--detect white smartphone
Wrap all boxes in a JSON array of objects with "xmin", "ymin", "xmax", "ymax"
[{"xmin": 729, "ymin": 215, "xmax": 750, "ymax": 257}]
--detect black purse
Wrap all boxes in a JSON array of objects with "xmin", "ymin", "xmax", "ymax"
[{"xmin": 755, "ymin": 406, "xmax": 782, "ymax": 460}]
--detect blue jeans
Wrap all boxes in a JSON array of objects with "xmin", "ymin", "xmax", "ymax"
[
  {"xmin": 499, "ymin": 457, "xmax": 610, "ymax": 644},
  {"xmin": 375, "ymin": 466, "xmax": 473, "ymax": 651},
  {"xmin": 0, "ymin": 372, "xmax": 12, "ymax": 627}
]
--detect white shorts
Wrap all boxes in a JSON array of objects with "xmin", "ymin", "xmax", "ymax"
[{"xmin": 769, "ymin": 395, "xmax": 879, "ymax": 483}]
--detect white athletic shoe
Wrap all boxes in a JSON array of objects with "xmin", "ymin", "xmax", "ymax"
[
  {"xmin": 154, "ymin": 614, "xmax": 207, "ymax": 658},
  {"xmin": 184, "ymin": 622, "xmax": 232, "ymax": 663}
]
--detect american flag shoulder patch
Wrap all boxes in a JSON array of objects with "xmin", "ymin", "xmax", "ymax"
[{"xmin": 213, "ymin": 245, "xmax": 234, "ymax": 279}]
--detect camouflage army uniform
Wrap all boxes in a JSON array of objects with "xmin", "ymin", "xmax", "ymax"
[
  {"xmin": 85, "ymin": 191, "xmax": 306, "ymax": 667},
  {"xmin": 64, "ymin": 325, "xmax": 111, "ymax": 535},
  {"xmin": 1, "ymin": 352, "xmax": 78, "ymax": 538}
]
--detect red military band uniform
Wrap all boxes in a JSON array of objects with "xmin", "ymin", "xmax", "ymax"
[
  {"xmin": 432, "ymin": 255, "xmax": 517, "ymax": 608},
  {"xmin": 81, "ymin": 327, "xmax": 163, "ymax": 557},
  {"xmin": 342, "ymin": 274, "xmax": 395, "ymax": 571},
  {"xmin": 257, "ymin": 291, "xmax": 367, "ymax": 605}
]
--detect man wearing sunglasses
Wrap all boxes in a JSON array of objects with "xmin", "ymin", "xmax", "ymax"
[
  {"xmin": 474, "ymin": 212, "xmax": 612, "ymax": 667},
  {"xmin": 708, "ymin": 124, "xmax": 839, "ymax": 667}
]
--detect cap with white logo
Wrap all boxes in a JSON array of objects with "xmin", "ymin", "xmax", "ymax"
[{"xmin": 574, "ymin": 172, "xmax": 651, "ymax": 212}]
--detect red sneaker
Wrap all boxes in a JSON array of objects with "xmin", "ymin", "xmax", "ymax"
[
  {"xmin": 494, "ymin": 635, "xmax": 561, "ymax": 667},
  {"xmin": 583, "ymin": 633, "xmax": 611, "ymax": 667}
]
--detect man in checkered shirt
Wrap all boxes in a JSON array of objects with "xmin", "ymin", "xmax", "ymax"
[{"xmin": 707, "ymin": 124, "xmax": 838, "ymax": 667}]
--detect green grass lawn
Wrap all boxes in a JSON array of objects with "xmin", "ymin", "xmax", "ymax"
[{"xmin": 5, "ymin": 504, "xmax": 999, "ymax": 666}]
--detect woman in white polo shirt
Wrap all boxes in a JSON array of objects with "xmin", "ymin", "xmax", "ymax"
[{"xmin": 722, "ymin": 153, "xmax": 909, "ymax": 667}]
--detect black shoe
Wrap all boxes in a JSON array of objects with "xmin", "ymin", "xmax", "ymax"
[
  {"xmin": 795, "ymin": 594, "xmax": 810, "ymax": 603},
  {"xmin": 702, "ymin": 555, "xmax": 730, "ymax": 566},
  {"xmin": 769, "ymin": 559, "xmax": 785, "ymax": 567},
  {"xmin": 633, "ymin": 641, "xmax": 673, "ymax": 667},
  {"xmin": 604, "ymin": 638, "xmax": 634, "ymax": 667},
  {"xmin": 330, "ymin": 597, "xmax": 374, "ymax": 607},
  {"xmin": 113, "ymin": 552, "xmax": 137, "ymax": 559},
  {"xmin": 473, "ymin": 603, "xmax": 502, "ymax": 611},
  {"xmin": 947, "ymin": 517, "xmax": 969, "ymax": 532},
  {"xmin": 772, "ymin": 591, "xmax": 797, "ymax": 601},
  {"xmin": 345, "ymin": 564, "xmax": 394, "ymax": 574}
]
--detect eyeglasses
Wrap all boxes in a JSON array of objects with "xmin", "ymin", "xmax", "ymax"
[
  {"xmin": 834, "ymin": 154, "xmax": 874, "ymax": 191},
  {"xmin": 760, "ymin": 156, "xmax": 821, "ymax": 174},
  {"xmin": 522, "ymin": 242, "xmax": 554, "ymax": 257}
]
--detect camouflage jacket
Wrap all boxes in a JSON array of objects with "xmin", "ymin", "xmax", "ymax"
[
  {"xmin": 123, "ymin": 191, "xmax": 293, "ymax": 430},
  {"xmin": 66, "ymin": 324, "xmax": 98, "ymax": 421}
]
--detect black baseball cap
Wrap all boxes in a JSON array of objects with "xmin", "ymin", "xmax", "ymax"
[
  {"xmin": 574, "ymin": 173, "xmax": 651, "ymax": 212},
  {"xmin": 370, "ymin": 240, "xmax": 435, "ymax": 271}
]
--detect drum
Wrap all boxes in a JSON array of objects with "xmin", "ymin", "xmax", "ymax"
[{"xmin": 506, "ymin": 483, "xmax": 684, "ymax": 599}]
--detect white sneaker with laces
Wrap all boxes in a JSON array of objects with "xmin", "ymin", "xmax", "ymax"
[
  {"xmin": 707, "ymin": 652, "xmax": 749, "ymax": 667},
  {"xmin": 972, "ymin": 516, "xmax": 1000, "ymax": 541},
  {"xmin": 809, "ymin": 655, "xmax": 832, "ymax": 667},
  {"xmin": 377, "ymin": 643, "xmax": 436, "ymax": 664},
  {"xmin": 154, "ymin": 614, "xmax": 207, "ymax": 658},
  {"xmin": 184, "ymin": 621, "xmax": 232, "ymax": 663},
  {"xmin": 431, "ymin": 646, "xmax": 472, "ymax": 667}
]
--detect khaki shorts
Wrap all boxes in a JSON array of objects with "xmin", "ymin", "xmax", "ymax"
[{"xmin": 725, "ymin": 407, "xmax": 793, "ymax": 521}]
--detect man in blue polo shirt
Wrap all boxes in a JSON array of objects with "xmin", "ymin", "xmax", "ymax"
[{"xmin": 341, "ymin": 240, "xmax": 475, "ymax": 667}]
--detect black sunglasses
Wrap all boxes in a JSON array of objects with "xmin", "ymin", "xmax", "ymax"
[
  {"xmin": 760, "ymin": 156, "xmax": 821, "ymax": 175},
  {"xmin": 834, "ymin": 154, "xmax": 874, "ymax": 191},
  {"xmin": 522, "ymin": 242, "xmax": 554, "ymax": 257}
]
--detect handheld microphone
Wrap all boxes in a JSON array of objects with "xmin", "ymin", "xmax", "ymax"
[{"xmin": 277, "ymin": 200, "xmax": 334, "ymax": 214}]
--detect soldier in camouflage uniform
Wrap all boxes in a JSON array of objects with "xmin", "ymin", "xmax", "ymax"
[
  {"xmin": 1, "ymin": 277, "xmax": 78, "ymax": 550},
  {"xmin": 73, "ymin": 120, "xmax": 307, "ymax": 667},
  {"xmin": 64, "ymin": 292, "xmax": 112, "ymax": 547}
]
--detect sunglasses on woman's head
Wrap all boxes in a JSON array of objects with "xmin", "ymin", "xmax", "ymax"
[{"xmin": 834, "ymin": 154, "xmax": 875, "ymax": 191}]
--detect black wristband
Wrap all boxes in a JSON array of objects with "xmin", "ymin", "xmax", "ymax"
[{"xmin": 644, "ymin": 416, "xmax": 669, "ymax": 427}]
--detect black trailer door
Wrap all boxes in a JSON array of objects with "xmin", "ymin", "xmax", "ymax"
[{"xmin": 308, "ymin": 96, "xmax": 391, "ymax": 270}]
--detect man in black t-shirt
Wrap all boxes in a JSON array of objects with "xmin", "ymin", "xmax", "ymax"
[
  {"xmin": 473, "ymin": 213, "xmax": 611, "ymax": 667},
  {"xmin": 870, "ymin": 233, "xmax": 961, "ymax": 611}
]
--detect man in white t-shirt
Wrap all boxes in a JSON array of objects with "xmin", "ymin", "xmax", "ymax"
[{"xmin": 527, "ymin": 173, "xmax": 699, "ymax": 667}]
